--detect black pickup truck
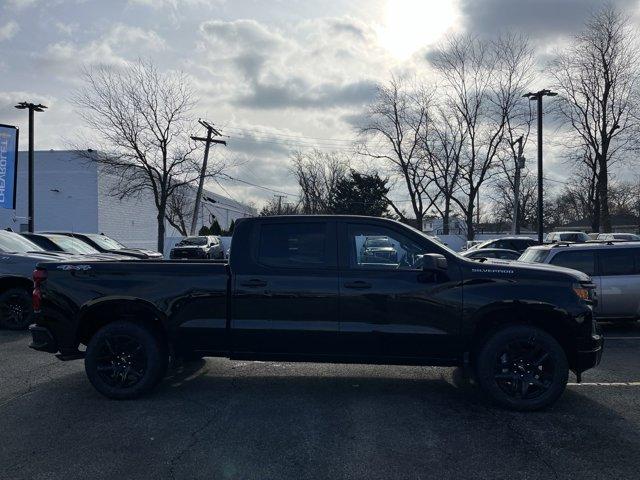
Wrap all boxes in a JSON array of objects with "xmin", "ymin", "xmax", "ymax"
[{"xmin": 29, "ymin": 216, "xmax": 603, "ymax": 410}]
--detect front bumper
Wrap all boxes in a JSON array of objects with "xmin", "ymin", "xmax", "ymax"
[
  {"xmin": 573, "ymin": 322, "xmax": 604, "ymax": 373},
  {"xmin": 29, "ymin": 324, "xmax": 58, "ymax": 353},
  {"xmin": 170, "ymin": 249, "xmax": 207, "ymax": 259}
]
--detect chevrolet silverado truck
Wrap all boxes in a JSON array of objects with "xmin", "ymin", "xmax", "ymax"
[{"xmin": 29, "ymin": 216, "xmax": 603, "ymax": 410}]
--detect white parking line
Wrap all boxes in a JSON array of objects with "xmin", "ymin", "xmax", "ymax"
[{"xmin": 568, "ymin": 382, "xmax": 640, "ymax": 386}]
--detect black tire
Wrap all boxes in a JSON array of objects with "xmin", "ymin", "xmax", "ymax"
[
  {"xmin": 0, "ymin": 288, "xmax": 34, "ymax": 330},
  {"xmin": 475, "ymin": 325, "xmax": 569, "ymax": 411},
  {"xmin": 85, "ymin": 321, "xmax": 168, "ymax": 400}
]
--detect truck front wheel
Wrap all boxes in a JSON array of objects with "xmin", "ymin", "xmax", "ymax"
[
  {"xmin": 85, "ymin": 321, "xmax": 168, "ymax": 399},
  {"xmin": 475, "ymin": 325, "xmax": 569, "ymax": 411}
]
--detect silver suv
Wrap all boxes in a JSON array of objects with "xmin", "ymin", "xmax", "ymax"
[{"xmin": 520, "ymin": 242, "xmax": 640, "ymax": 322}]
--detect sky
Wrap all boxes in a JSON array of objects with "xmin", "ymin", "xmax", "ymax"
[{"xmin": 1, "ymin": 0, "xmax": 639, "ymax": 210}]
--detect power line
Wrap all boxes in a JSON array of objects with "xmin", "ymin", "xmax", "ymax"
[{"xmin": 219, "ymin": 175, "xmax": 297, "ymax": 197}]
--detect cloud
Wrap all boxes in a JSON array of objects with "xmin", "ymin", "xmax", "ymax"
[
  {"xmin": 199, "ymin": 18, "xmax": 383, "ymax": 111},
  {"xmin": 234, "ymin": 78, "xmax": 377, "ymax": 110},
  {"xmin": 0, "ymin": 21, "xmax": 19, "ymax": 41},
  {"xmin": 459, "ymin": 0, "xmax": 638, "ymax": 41},
  {"xmin": 36, "ymin": 24, "xmax": 167, "ymax": 76}
]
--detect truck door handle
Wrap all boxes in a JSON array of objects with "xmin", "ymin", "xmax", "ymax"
[
  {"xmin": 240, "ymin": 279, "xmax": 267, "ymax": 288},
  {"xmin": 344, "ymin": 281, "xmax": 372, "ymax": 289}
]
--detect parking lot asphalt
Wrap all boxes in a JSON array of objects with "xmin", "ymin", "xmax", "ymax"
[{"xmin": 1, "ymin": 323, "xmax": 639, "ymax": 480}]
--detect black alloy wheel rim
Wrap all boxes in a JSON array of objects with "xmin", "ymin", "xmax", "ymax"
[
  {"xmin": 0, "ymin": 294, "xmax": 31, "ymax": 328},
  {"xmin": 494, "ymin": 337, "xmax": 555, "ymax": 400},
  {"xmin": 95, "ymin": 334, "xmax": 147, "ymax": 389}
]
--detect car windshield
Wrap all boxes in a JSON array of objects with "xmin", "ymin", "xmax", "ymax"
[
  {"xmin": 614, "ymin": 234, "xmax": 639, "ymax": 240},
  {"xmin": 47, "ymin": 235, "xmax": 99, "ymax": 254},
  {"xmin": 365, "ymin": 237, "xmax": 391, "ymax": 248},
  {"xmin": 0, "ymin": 231, "xmax": 44, "ymax": 253},
  {"xmin": 560, "ymin": 232, "xmax": 589, "ymax": 242},
  {"xmin": 519, "ymin": 248, "xmax": 550, "ymax": 263},
  {"xmin": 404, "ymin": 224, "xmax": 459, "ymax": 256},
  {"xmin": 85, "ymin": 234, "xmax": 127, "ymax": 250},
  {"xmin": 178, "ymin": 236, "xmax": 207, "ymax": 246}
]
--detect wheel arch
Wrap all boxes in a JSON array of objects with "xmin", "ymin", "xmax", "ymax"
[
  {"xmin": 76, "ymin": 298, "xmax": 169, "ymax": 347},
  {"xmin": 0, "ymin": 276, "xmax": 33, "ymax": 294},
  {"xmin": 468, "ymin": 301, "xmax": 574, "ymax": 361}
]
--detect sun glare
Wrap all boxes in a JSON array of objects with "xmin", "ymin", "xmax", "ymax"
[{"xmin": 378, "ymin": 0, "xmax": 459, "ymax": 59}]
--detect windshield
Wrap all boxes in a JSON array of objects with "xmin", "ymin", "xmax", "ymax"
[
  {"xmin": 519, "ymin": 248, "xmax": 550, "ymax": 263},
  {"xmin": 85, "ymin": 234, "xmax": 127, "ymax": 250},
  {"xmin": 47, "ymin": 235, "xmax": 99, "ymax": 254},
  {"xmin": 560, "ymin": 232, "xmax": 589, "ymax": 242},
  {"xmin": 364, "ymin": 237, "xmax": 391, "ymax": 248},
  {"xmin": 404, "ymin": 223, "xmax": 459, "ymax": 256},
  {"xmin": 178, "ymin": 236, "xmax": 208, "ymax": 246},
  {"xmin": 0, "ymin": 231, "xmax": 44, "ymax": 253}
]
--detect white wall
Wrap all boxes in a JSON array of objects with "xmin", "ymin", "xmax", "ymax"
[
  {"xmin": 97, "ymin": 166, "xmax": 161, "ymax": 251},
  {"xmin": 0, "ymin": 151, "xmax": 99, "ymax": 232}
]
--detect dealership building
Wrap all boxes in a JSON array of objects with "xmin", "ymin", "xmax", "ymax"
[{"xmin": 0, "ymin": 150, "xmax": 255, "ymax": 254}]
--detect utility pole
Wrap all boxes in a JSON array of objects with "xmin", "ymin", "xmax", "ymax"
[
  {"xmin": 274, "ymin": 194, "xmax": 285, "ymax": 215},
  {"xmin": 511, "ymin": 136, "xmax": 525, "ymax": 235},
  {"xmin": 14, "ymin": 102, "xmax": 46, "ymax": 232},
  {"xmin": 523, "ymin": 89, "xmax": 557, "ymax": 244},
  {"xmin": 190, "ymin": 119, "xmax": 226, "ymax": 236}
]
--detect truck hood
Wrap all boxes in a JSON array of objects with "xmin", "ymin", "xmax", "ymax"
[
  {"xmin": 2, "ymin": 251, "xmax": 78, "ymax": 262},
  {"xmin": 473, "ymin": 258, "xmax": 591, "ymax": 282},
  {"xmin": 173, "ymin": 245, "xmax": 207, "ymax": 250}
]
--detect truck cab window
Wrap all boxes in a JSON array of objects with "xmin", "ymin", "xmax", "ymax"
[
  {"xmin": 348, "ymin": 225, "xmax": 428, "ymax": 270},
  {"xmin": 258, "ymin": 223, "xmax": 328, "ymax": 267}
]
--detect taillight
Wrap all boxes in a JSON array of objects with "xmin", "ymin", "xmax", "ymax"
[{"xmin": 32, "ymin": 269, "xmax": 47, "ymax": 313}]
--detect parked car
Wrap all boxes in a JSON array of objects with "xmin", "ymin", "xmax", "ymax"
[
  {"xmin": 545, "ymin": 231, "xmax": 590, "ymax": 243},
  {"xmin": 359, "ymin": 235, "xmax": 398, "ymax": 264},
  {"xmin": 461, "ymin": 248, "xmax": 521, "ymax": 261},
  {"xmin": 596, "ymin": 233, "xmax": 640, "ymax": 242},
  {"xmin": 520, "ymin": 241, "xmax": 640, "ymax": 322},
  {"xmin": 466, "ymin": 237, "xmax": 537, "ymax": 253},
  {"xmin": 46, "ymin": 232, "xmax": 163, "ymax": 259},
  {"xmin": 21, "ymin": 233, "xmax": 135, "ymax": 260},
  {"xmin": 30, "ymin": 215, "xmax": 602, "ymax": 410},
  {"xmin": 0, "ymin": 231, "xmax": 75, "ymax": 329},
  {"xmin": 170, "ymin": 235, "xmax": 224, "ymax": 259}
]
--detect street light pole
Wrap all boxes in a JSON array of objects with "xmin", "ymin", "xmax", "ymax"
[
  {"xmin": 14, "ymin": 102, "xmax": 47, "ymax": 232},
  {"xmin": 511, "ymin": 136, "xmax": 524, "ymax": 235},
  {"xmin": 523, "ymin": 89, "xmax": 556, "ymax": 244}
]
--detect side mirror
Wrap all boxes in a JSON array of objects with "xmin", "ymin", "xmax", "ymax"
[{"xmin": 421, "ymin": 253, "xmax": 448, "ymax": 271}]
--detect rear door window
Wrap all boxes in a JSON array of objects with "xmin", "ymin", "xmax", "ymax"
[
  {"xmin": 258, "ymin": 222, "xmax": 331, "ymax": 268},
  {"xmin": 599, "ymin": 249, "xmax": 637, "ymax": 276},
  {"xmin": 549, "ymin": 250, "xmax": 596, "ymax": 275}
]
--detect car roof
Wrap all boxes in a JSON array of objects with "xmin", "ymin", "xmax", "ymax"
[{"xmin": 527, "ymin": 241, "xmax": 640, "ymax": 252}]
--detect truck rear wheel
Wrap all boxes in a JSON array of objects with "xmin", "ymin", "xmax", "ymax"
[
  {"xmin": 475, "ymin": 325, "xmax": 568, "ymax": 411},
  {"xmin": 85, "ymin": 321, "xmax": 168, "ymax": 399},
  {"xmin": 0, "ymin": 288, "xmax": 33, "ymax": 330}
]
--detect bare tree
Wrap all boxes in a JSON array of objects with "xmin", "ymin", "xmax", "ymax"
[
  {"xmin": 549, "ymin": 5, "xmax": 640, "ymax": 231},
  {"xmin": 422, "ymin": 102, "xmax": 465, "ymax": 234},
  {"xmin": 291, "ymin": 149, "xmax": 348, "ymax": 214},
  {"xmin": 259, "ymin": 197, "xmax": 299, "ymax": 216},
  {"xmin": 357, "ymin": 77, "xmax": 438, "ymax": 228},
  {"xmin": 491, "ymin": 171, "xmax": 537, "ymax": 229},
  {"xmin": 72, "ymin": 60, "xmax": 226, "ymax": 252},
  {"xmin": 165, "ymin": 184, "xmax": 192, "ymax": 236},
  {"xmin": 430, "ymin": 33, "xmax": 534, "ymax": 239}
]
